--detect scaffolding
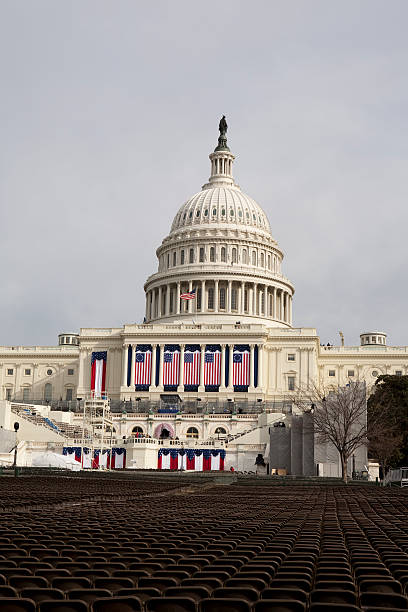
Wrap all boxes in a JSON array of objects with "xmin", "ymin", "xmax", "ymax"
[{"xmin": 81, "ymin": 391, "xmax": 114, "ymax": 469}]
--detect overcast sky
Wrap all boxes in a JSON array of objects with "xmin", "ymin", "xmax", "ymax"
[{"xmin": 1, "ymin": 1, "xmax": 408, "ymax": 347}]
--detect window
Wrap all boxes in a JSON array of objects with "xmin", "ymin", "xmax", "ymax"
[
  {"xmin": 396, "ymin": 370, "xmax": 403, "ymax": 376},
  {"xmin": 199, "ymin": 247, "xmax": 204, "ymax": 263},
  {"xmin": 252, "ymin": 251, "xmax": 257, "ymax": 266},
  {"xmin": 215, "ymin": 427, "xmax": 227, "ymax": 435},
  {"xmin": 210, "ymin": 247, "xmax": 215, "ymax": 262},
  {"xmin": 173, "ymin": 252, "xmax": 177, "ymax": 266},
  {"xmin": 371, "ymin": 336, "xmax": 376, "ymax": 343},
  {"xmin": 7, "ymin": 369, "xmax": 13, "ymax": 376},
  {"xmin": 47, "ymin": 369, "xmax": 53, "ymax": 376},
  {"xmin": 242, "ymin": 249, "xmax": 247, "ymax": 264},
  {"xmin": 268, "ymin": 254, "xmax": 271, "ymax": 269},
  {"xmin": 208, "ymin": 287, "xmax": 214, "ymax": 309},
  {"xmin": 219, "ymin": 287, "xmax": 226, "ymax": 310},
  {"xmin": 23, "ymin": 388, "xmax": 30, "ymax": 401},
  {"xmin": 66, "ymin": 388, "xmax": 73, "ymax": 401},
  {"xmin": 44, "ymin": 383, "xmax": 52, "ymax": 401},
  {"xmin": 288, "ymin": 354, "xmax": 295, "ymax": 362},
  {"xmin": 68, "ymin": 369, "xmax": 74, "ymax": 376},
  {"xmin": 24, "ymin": 369, "xmax": 31, "ymax": 376},
  {"xmin": 231, "ymin": 288, "xmax": 237, "ymax": 310},
  {"xmin": 288, "ymin": 376, "xmax": 295, "ymax": 391},
  {"xmin": 347, "ymin": 370, "xmax": 355, "ymax": 377},
  {"xmin": 167, "ymin": 254, "xmax": 170, "ymax": 268},
  {"xmin": 180, "ymin": 250, "xmax": 185, "ymax": 264},
  {"xmin": 328, "ymin": 370, "xmax": 335, "ymax": 377},
  {"xmin": 5, "ymin": 389, "xmax": 12, "ymax": 401},
  {"xmin": 189, "ymin": 248, "xmax": 194, "ymax": 264},
  {"xmin": 232, "ymin": 248, "xmax": 237, "ymax": 263},
  {"xmin": 221, "ymin": 247, "xmax": 226, "ymax": 262},
  {"xmin": 261, "ymin": 291, "xmax": 265, "ymax": 315},
  {"xmin": 186, "ymin": 427, "xmax": 199, "ymax": 439},
  {"xmin": 260, "ymin": 252, "xmax": 265, "ymax": 267},
  {"xmin": 372, "ymin": 370, "xmax": 378, "ymax": 377},
  {"xmin": 132, "ymin": 426, "xmax": 144, "ymax": 434}
]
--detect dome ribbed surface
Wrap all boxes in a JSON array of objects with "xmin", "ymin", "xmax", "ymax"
[{"xmin": 170, "ymin": 186, "xmax": 271, "ymax": 234}]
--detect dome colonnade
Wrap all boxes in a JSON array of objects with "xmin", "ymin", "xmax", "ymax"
[{"xmin": 144, "ymin": 124, "xmax": 294, "ymax": 327}]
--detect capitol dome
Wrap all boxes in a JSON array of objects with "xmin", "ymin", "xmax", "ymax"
[{"xmin": 144, "ymin": 119, "xmax": 294, "ymax": 327}]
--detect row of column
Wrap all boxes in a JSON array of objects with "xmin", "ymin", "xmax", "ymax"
[
  {"xmin": 122, "ymin": 343, "xmax": 263, "ymax": 390},
  {"xmin": 146, "ymin": 281, "xmax": 292, "ymax": 324}
]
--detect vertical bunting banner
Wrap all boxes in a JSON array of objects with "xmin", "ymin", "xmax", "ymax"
[
  {"xmin": 163, "ymin": 349, "xmax": 180, "ymax": 386},
  {"xmin": 135, "ymin": 346, "xmax": 152, "ymax": 387},
  {"xmin": 184, "ymin": 349, "xmax": 200, "ymax": 386},
  {"xmin": 92, "ymin": 449, "xmax": 100, "ymax": 469},
  {"xmin": 194, "ymin": 450, "xmax": 203, "ymax": 472},
  {"xmin": 186, "ymin": 449, "xmax": 195, "ymax": 470},
  {"xmin": 203, "ymin": 449, "xmax": 212, "ymax": 471},
  {"xmin": 170, "ymin": 449, "xmax": 179, "ymax": 470},
  {"xmin": 91, "ymin": 351, "xmax": 107, "ymax": 397},
  {"xmin": 157, "ymin": 449, "xmax": 224, "ymax": 471},
  {"xmin": 204, "ymin": 348, "xmax": 221, "ymax": 386},
  {"xmin": 233, "ymin": 348, "xmax": 250, "ymax": 386},
  {"xmin": 82, "ymin": 448, "xmax": 91, "ymax": 469}
]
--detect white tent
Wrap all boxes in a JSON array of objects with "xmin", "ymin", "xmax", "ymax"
[{"xmin": 32, "ymin": 451, "xmax": 81, "ymax": 471}]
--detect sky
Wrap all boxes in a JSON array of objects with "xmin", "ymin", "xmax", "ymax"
[{"xmin": 1, "ymin": 1, "xmax": 408, "ymax": 347}]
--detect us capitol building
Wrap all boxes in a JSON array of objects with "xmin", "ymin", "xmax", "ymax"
[{"xmin": 0, "ymin": 119, "xmax": 406, "ymax": 475}]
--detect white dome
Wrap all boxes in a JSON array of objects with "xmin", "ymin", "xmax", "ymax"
[{"xmin": 170, "ymin": 185, "xmax": 272, "ymax": 236}]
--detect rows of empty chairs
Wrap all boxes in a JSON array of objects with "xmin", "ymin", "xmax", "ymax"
[{"xmin": 0, "ymin": 476, "xmax": 408, "ymax": 611}]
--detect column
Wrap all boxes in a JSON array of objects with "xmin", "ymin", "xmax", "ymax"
[
  {"xmin": 238, "ymin": 283, "xmax": 242, "ymax": 315},
  {"xmin": 241, "ymin": 282, "xmax": 245, "ymax": 313},
  {"xmin": 165, "ymin": 284, "xmax": 170, "ymax": 316},
  {"xmin": 199, "ymin": 344, "xmax": 205, "ymax": 391},
  {"xmin": 214, "ymin": 279, "xmax": 219, "ymax": 312},
  {"xmin": 176, "ymin": 282, "xmax": 181, "ymax": 314},
  {"xmin": 188, "ymin": 281, "xmax": 193, "ymax": 313},
  {"xmin": 145, "ymin": 294, "xmax": 149, "ymax": 321},
  {"xmin": 220, "ymin": 344, "xmax": 226, "ymax": 390},
  {"xmin": 249, "ymin": 344, "xmax": 255, "ymax": 389},
  {"xmin": 179, "ymin": 344, "xmax": 185, "ymax": 387},
  {"xmin": 130, "ymin": 344, "xmax": 136, "ymax": 387},
  {"xmin": 253, "ymin": 284, "xmax": 258, "ymax": 315},
  {"xmin": 201, "ymin": 280, "xmax": 205, "ymax": 312},
  {"xmin": 264, "ymin": 286, "xmax": 268, "ymax": 317},
  {"xmin": 289, "ymin": 295, "xmax": 292, "ymax": 325},
  {"xmin": 249, "ymin": 285, "xmax": 254, "ymax": 315},
  {"xmin": 158, "ymin": 344, "xmax": 164, "ymax": 388},
  {"xmin": 258, "ymin": 344, "xmax": 263, "ymax": 388},
  {"xmin": 283, "ymin": 292, "xmax": 287, "ymax": 322},
  {"xmin": 273, "ymin": 288, "xmax": 277, "ymax": 320},
  {"xmin": 151, "ymin": 344, "xmax": 158, "ymax": 386},
  {"xmin": 228, "ymin": 344, "xmax": 234, "ymax": 390},
  {"xmin": 158, "ymin": 287, "xmax": 162, "ymax": 318},
  {"xmin": 122, "ymin": 346, "xmax": 128, "ymax": 387},
  {"xmin": 228, "ymin": 280, "xmax": 232, "ymax": 313},
  {"xmin": 152, "ymin": 290, "xmax": 156, "ymax": 320}
]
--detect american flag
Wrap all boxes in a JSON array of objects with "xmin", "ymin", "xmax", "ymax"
[
  {"xmin": 184, "ymin": 351, "xmax": 200, "ymax": 386},
  {"xmin": 91, "ymin": 351, "xmax": 107, "ymax": 397},
  {"xmin": 233, "ymin": 351, "xmax": 250, "ymax": 386},
  {"xmin": 163, "ymin": 351, "xmax": 180, "ymax": 386},
  {"xmin": 204, "ymin": 351, "xmax": 221, "ymax": 386},
  {"xmin": 180, "ymin": 288, "xmax": 196, "ymax": 300},
  {"xmin": 135, "ymin": 351, "xmax": 152, "ymax": 386}
]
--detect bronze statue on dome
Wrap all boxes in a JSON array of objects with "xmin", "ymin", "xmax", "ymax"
[{"xmin": 219, "ymin": 115, "xmax": 228, "ymax": 137}]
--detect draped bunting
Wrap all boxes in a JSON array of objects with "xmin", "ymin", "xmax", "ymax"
[
  {"xmin": 91, "ymin": 351, "xmax": 107, "ymax": 397},
  {"xmin": 62, "ymin": 447, "xmax": 126, "ymax": 469},
  {"xmin": 158, "ymin": 448, "xmax": 225, "ymax": 471}
]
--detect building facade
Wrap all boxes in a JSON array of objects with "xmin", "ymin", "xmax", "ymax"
[{"xmin": 1, "ymin": 124, "xmax": 407, "ymax": 407}]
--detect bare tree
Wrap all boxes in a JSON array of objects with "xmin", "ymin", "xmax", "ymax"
[{"xmin": 293, "ymin": 382, "xmax": 368, "ymax": 483}]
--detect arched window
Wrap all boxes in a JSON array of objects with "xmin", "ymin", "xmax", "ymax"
[
  {"xmin": 167, "ymin": 253, "xmax": 170, "ymax": 268},
  {"xmin": 260, "ymin": 252, "xmax": 265, "ymax": 267},
  {"xmin": 215, "ymin": 427, "xmax": 227, "ymax": 435},
  {"xmin": 189, "ymin": 248, "xmax": 194, "ymax": 263},
  {"xmin": 199, "ymin": 247, "xmax": 205, "ymax": 262},
  {"xmin": 186, "ymin": 427, "xmax": 199, "ymax": 438},
  {"xmin": 173, "ymin": 252, "xmax": 177, "ymax": 266},
  {"xmin": 242, "ymin": 249, "xmax": 247, "ymax": 264},
  {"xmin": 232, "ymin": 248, "xmax": 237, "ymax": 263},
  {"xmin": 221, "ymin": 247, "xmax": 226, "ymax": 262},
  {"xmin": 132, "ymin": 426, "xmax": 144, "ymax": 435},
  {"xmin": 44, "ymin": 383, "xmax": 52, "ymax": 402},
  {"xmin": 261, "ymin": 291, "xmax": 265, "ymax": 315},
  {"xmin": 252, "ymin": 251, "xmax": 257, "ymax": 266},
  {"xmin": 210, "ymin": 247, "xmax": 215, "ymax": 262},
  {"xmin": 219, "ymin": 287, "xmax": 226, "ymax": 310},
  {"xmin": 268, "ymin": 254, "xmax": 271, "ymax": 269},
  {"xmin": 208, "ymin": 287, "xmax": 214, "ymax": 309},
  {"xmin": 181, "ymin": 250, "xmax": 185, "ymax": 265}
]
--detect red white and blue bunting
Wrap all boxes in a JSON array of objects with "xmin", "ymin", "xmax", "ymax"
[
  {"xmin": 157, "ymin": 448, "xmax": 225, "ymax": 471},
  {"xmin": 63, "ymin": 447, "xmax": 126, "ymax": 469}
]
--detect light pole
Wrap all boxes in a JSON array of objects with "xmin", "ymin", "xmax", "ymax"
[{"xmin": 13, "ymin": 422, "xmax": 19, "ymax": 476}]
